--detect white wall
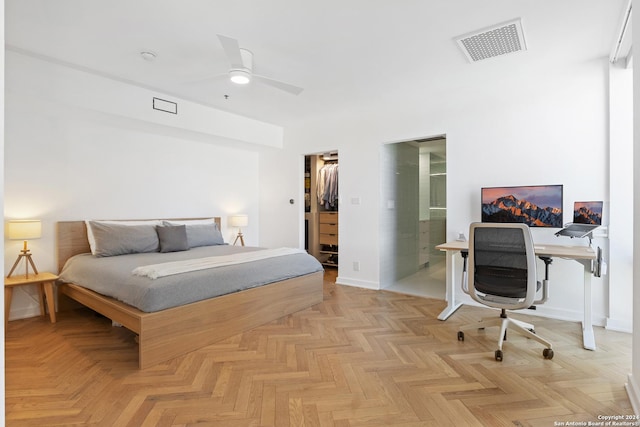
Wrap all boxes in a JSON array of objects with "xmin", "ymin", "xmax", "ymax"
[
  {"xmin": 609, "ymin": 63, "xmax": 634, "ymax": 332},
  {"xmin": 259, "ymin": 56, "xmax": 620, "ymax": 327},
  {"xmin": 1, "ymin": 0, "xmax": 6, "ymax": 419},
  {"xmin": 4, "ymin": 50, "xmax": 276, "ymax": 320},
  {"xmin": 629, "ymin": 0, "xmax": 640, "ymax": 415}
]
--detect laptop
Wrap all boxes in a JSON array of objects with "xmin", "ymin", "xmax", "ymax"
[{"xmin": 555, "ymin": 201, "xmax": 603, "ymax": 238}]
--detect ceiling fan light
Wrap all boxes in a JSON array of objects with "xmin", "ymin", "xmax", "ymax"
[{"xmin": 229, "ymin": 69, "xmax": 251, "ymax": 85}]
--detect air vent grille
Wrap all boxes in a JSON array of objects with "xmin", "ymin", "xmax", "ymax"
[{"xmin": 456, "ymin": 18, "xmax": 527, "ymax": 62}]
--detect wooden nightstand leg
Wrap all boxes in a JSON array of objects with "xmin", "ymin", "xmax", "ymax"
[
  {"xmin": 42, "ymin": 281, "xmax": 56, "ymax": 323},
  {"xmin": 37, "ymin": 284, "xmax": 45, "ymax": 317},
  {"xmin": 5, "ymin": 287, "xmax": 13, "ymax": 327}
]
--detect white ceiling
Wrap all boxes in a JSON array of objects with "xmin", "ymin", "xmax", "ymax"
[{"xmin": 5, "ymin": 0, "xmax": 628, "ymax": 127}]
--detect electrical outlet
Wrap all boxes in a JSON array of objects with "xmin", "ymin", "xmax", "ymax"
[{"xmin": 353, "ymin": 261, "xmax": 360, "ymax": 271}]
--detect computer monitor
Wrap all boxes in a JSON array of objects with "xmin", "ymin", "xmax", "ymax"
[
  {"xmin": 573, "ymin": 201, "xmax": 603, "ymax": 225},
  {"xmin": 481, "ymin": 184, "xmax": 563, "ymax": 227}
]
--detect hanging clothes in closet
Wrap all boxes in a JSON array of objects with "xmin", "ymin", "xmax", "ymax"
[{"xmin": 317, "ymin": 162, "xmax": 339, "ymax": 210}]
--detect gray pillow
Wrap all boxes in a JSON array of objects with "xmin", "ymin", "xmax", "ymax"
[
  {"xmin": 88, "ymin": 222, "xmax": 160, "ymax": 257},
  {"xmin": 156, "ymin": 225, "xmax": 189, "ymax": 253},
  {"xmin": 186, "ymin": 223, "xmax": 225, "ymax": 247},
  {"xmin": 163, "ymin": 221, "xmax": 225, "ymax": 247}
]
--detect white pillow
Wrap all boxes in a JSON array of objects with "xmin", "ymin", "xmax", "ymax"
[{"xmin": 85, "ymin": 220, "xmax": 162, "ymax": 255}]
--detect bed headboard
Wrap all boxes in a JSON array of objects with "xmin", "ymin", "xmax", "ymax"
[{"xmin": 56, "ymin": 217, "xmax": 222, "ymax": 273}]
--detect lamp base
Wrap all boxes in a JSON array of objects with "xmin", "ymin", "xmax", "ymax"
[
  {"xmin": 233, "ymin": 232, "xmax": 245, "ymax": 247},
  {"xmin": 7, "ymin": 251, "xmax": 39, "ymax": 278}
]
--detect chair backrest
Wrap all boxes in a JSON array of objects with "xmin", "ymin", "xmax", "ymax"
[{"xmin": 468, "ymin": 222, "xmax": 538, "ymax": 310}]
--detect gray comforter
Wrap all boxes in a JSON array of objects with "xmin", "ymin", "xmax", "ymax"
[{"xmin": 59, "ymin": 245, "xmax": 323, "ymax": 312}]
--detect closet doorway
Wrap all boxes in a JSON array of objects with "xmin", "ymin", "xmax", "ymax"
[
  {"xmin": 380, "ymin": 136, "xmax": 446, "ymax": 299},
  {"xmin": 304, "ymin": 152, "xmax": 339, "ymax": 269}
]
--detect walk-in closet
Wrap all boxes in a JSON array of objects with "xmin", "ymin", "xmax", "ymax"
[{"xmin": 304, "ymin": 152, "xmax": 339, "ymax": 268}]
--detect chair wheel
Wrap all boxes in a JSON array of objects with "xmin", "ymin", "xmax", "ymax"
[
  {"xmin": 543, "ymin": 348, "xmax": 554, "ymax": 359},
  {"xmin": 495, "ymin": 350, "xmax": 503, "ymax": 361},
  {"xmin": 457, "ymin": 331, "xmax": 464, "ymax": 341}
]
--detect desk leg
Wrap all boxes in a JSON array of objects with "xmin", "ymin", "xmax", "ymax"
[
  {"xmin": 580, "ymin": 260, "xmax": 596, "ymax": 350},
  {"xmin": 5, "ymin": 287, "xmax": 13, "ymax": 327},
  {"xmin": 43, "ymin": 281, "xmax": 56, "ymax": 323},
  {"xmin": 438, "ymin": 250, "xmax": 464, "ymax": 320}
]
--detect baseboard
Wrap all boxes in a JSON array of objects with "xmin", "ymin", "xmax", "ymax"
[
  {"xmin": 335, "ymin": 276, "xmax": 379, "ymax": 290},
  {"xmin": 606, "ymin": 317, "xmax": 633, "ymax": 333},
  {"xmin": 456, "ymin": 293, "xmax": 605, "ymax": 325},
  {"xmin": 8, "ymin": 305, "xmax": 42, "ymax": 322},
  {"xmin": 626, "ymin": 373, "xmax": 640, "ymax": 416},
  {"xmin": 530, "ymin": 305, "xmax": 606, "ymax": 326}
]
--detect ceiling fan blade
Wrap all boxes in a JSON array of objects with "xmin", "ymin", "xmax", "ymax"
[
  {"xmin": 217, "ymin": 34, "xmax": 244, "ymax": 68},
  {"xmin": 253, "ymin": 74, "xmax": 304, "ymax": 95}
]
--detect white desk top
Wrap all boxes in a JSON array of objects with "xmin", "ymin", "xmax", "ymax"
[{"xmin": 436, "ymin": 240, "xmax": 596, "ymax": 260}]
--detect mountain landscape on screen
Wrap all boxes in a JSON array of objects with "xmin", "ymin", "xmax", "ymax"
[
  {"xmin": 482, "ymin": 195, "xmax": 563, "ymax": 227},
  {"xmin": 574, "ymin": 206, "xmax": 602, "ymax": 225}
]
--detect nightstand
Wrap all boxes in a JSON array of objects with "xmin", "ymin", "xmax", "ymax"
[{"xmin": 5, "ymin": 272, "xmax": 58, "ymax": 326}]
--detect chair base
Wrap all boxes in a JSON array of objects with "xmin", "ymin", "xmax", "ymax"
[{"xmin": 457, "ymin": 309, "xmax": 553, "ymax": 361}]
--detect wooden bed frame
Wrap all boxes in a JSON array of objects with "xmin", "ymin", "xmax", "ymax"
[{"xmin": 56, "ymin": 218, "xmax": 324, "ymax": 369}]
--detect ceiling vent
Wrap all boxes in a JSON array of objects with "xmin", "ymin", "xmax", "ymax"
[{"xmin": 456, "ymin": 18, "xmax": 527, "ymax": 62}]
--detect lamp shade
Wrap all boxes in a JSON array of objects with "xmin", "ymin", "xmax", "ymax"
[
  {"xmin": 7, "ymin": 220, "xmax": 42, "ymax": 240},
  {"xmin": 228, "ymin": 215, "xmax": 248, "ymax": 228}
]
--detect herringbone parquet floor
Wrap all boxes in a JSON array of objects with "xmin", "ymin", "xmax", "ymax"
[{"xmin": 5, "ymin": 271, "xmax": 633, "ymax": 426}]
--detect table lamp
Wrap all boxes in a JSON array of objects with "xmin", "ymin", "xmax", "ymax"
[
  {"xmin": 228, "ymin": 214, "xmax": 248, "ymax": 246},
  {"xmin": 7, "ymin": 219, "xmax": 42, "ymax": 278}
]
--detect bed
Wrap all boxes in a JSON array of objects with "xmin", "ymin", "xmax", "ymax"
[{"xmin": 56, "ymin": 217, "xmax": 324, "ymax": 369}]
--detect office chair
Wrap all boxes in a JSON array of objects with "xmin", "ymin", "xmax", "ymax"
[{"xmin": 457, "ymin": 222, "xmax": 554, "ymax": 361}]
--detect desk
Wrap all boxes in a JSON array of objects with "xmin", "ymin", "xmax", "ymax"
[{"xmin": 435, "ymin": 241, "xmax": 597, "ymax": 350}]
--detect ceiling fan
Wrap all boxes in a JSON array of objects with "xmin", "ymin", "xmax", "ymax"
[{"xmin": 217, "ymin": 34, "xmax": 303, "ymax": 95}]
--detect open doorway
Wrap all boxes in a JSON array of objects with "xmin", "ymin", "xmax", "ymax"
[
  {"xmin": 304, "ymin": 151, "xmax": 339, "ymax": 270},
  {"xmin": 380, "ymin": 136, "xmax": 446, "ymax": 299}
]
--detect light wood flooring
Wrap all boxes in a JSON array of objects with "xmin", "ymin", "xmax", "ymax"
[{"xmin": 6, "ymin": 270, "xmax": 633, "ymax": 426}]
